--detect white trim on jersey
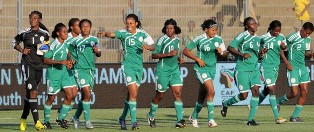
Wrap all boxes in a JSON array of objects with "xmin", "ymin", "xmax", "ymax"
[{"xmin": 161, "ymin": 36, "xmax": 177, "ymax": 67}]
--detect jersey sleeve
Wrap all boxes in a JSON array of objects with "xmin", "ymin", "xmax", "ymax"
[
  {"xmin": 281, "ymin": 36, "xmax": 287, "ymax": 46},
  {"xmin": 143, "ymin": 32, "xmax": 154, "ymax": 45},
  {"xmin": 306, "ymin": 38, "xmax": 311, "ymax": 50},
  {"xmin": 285, "ymin": 34, "xmax": 294, "ymax": 46},
  {"xmin": 304, "ymin": 0, "xmax": 310, "ymax": 5},
  {"xmin": 229, "ymin": 33, "xmax": 244, "ymax": 48},
  {"xmin": 152, "ymin": 38, "xmax": 163, "ymax": 54},
  {"xmin": 114, "ymin": 30, "xmax": 124, "ymax": 40},
  {"xmin": 219, "ymin": 39, "xmax": 226, "ymax": 54},
  {"xmin": 11, "ymin": 31, "xmax": 24, "ymax": 48},
  {"xmin": 186, "ymin": 37, "xmax": 198, "ymax": 50},
  {"xmin": 44, "ymin": 50, "xmax": 53, "ymax": 59},
  {"xmin": 94, "ymin": 37, "xmax": 101, "ymax": 51}
]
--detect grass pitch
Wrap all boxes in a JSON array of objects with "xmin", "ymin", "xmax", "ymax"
[{"xmin": 1, "ymin": 105, "xmax": 314, "ymax": 131}]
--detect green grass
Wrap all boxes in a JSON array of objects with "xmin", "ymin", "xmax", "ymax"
[{"xmin": 1, "ymin": 105, "xmax": 314, "ymax": 131}]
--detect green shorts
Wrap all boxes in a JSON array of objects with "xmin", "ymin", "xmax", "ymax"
[
  {"xmin": 235, "ymin": 70, "xmax": 262, "ymax": 93},
  {"xmin": 122, "ymin": 65, "xmax": 143, "ymax": 86},
  {"xmin": 68, "ymin": 69, "xmax": 79, "ymax": 88},
  {"xmin": 47, "ymin": 76, "xmax": 73, "ymax": 95},
  {"xmin": 260, "ymin": 66, "xmax": 279, "ymax": 87},
  {"xmin": 156, "ymin": 70, "xmax": 183, "ymax": 92},
  {"xmin": 194, "ymin": 68, "xmax": 215, "ymax": 84},
  {"xmin": 74, "ymin": 69, "xmax": 95, "ymax": 90},
  {"xmin": 287, "ymin": 66, "xmax": 310, "ymax": 86}
]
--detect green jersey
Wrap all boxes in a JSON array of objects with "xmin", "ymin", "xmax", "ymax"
[
  {"xmin": 187, "ymin": 33, "xmax": 226, "ymax": 70},
  {"xmin": 115, "ymin": 29, "xmax": 154, "ymax": 68},
  {"xmin": 229, "ymin": 30, "xmax": 260, "ymax": 71},
  {"xmin": 65, "ymin": 33, "xmax": 81, "ymax": 62},
  {"xmin": 44, "ymin": 39, "xmax": 68, "ymax": 80},
  {"xmin": 260, "ymin": 32, "xmax": 286, "ymax": 68},
  {"xmin": 74, "ymin": 35, "xmax": 100, "ymax": 70},
  {"xmin": 286, "ymin": 31, "xmax": 311, "ymax": 67},
  {"xmin": 153, "ymin": 35, "xmax": 180, "ymax": 72}
]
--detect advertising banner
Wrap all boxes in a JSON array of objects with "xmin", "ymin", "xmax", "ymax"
[{"xmin": 1, "ymin": 62, "xmax": 314, "ymax": 110}]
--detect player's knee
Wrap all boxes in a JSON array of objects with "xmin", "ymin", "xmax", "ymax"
[
  {"xmin": 268, "ymin": 87, "xmax": 275, "ymax": 94},
  {"xmin": 300, "ymin": 89, "xmax": 308, "ymax": 97},
  {"xmin": 29, "ymin": 90, "xmax": 38, "ymax": 98},
  {"xmin": 239, "ymin": 94, "xmax": 248, "ymax": 100},
  {"xmin": 291, "ymin": 91, "xmax": 298, "ymax": 98}
]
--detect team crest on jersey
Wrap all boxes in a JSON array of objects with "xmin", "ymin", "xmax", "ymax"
[
  {"xmin": 127, "ymin": 77, "xmax": 132, "ymax": 82},
  {"xmin": 291, "ymin": 78, "xmax": 296, "ymax": 83},
  {"xmin": 306, "ymin": 43, "xmax": 310, "ymax": 49},
  {"xmin": 157, "ymin": 84, "xmax": 162, "ymax": 89},
  {"xmin": 139, "ymin": 37, "xmax": 143, "ymax": 42},
  {"xmin": 214, "ymin": 42, "xmax": 219, "ymax": 47},
  {"xmin": 202, "ymin": 73, "xmax": 207, "ymax": 78},
  {"xmin": 91, "ymin": 41, "xmax": 95, "ymax": 46},
  {"xmin": 49, "ymin": 87, "xmax": 53, "ymax": 92},
  {"xmin": 40, "ymin": 36, "xmax": 45, "ymax": 42},
  {"xmin": 80, "ymin": 79, "xmax": 86, "ymax": 85},
  {"xmin": 238, "ymin": 85, "xmax": 243, "ymax": 90},
  {"xmin": 266, "ymin": 79, "xmax": 271, "ymax": 84},
  {"xmin": 27, "ymin": 84, "xmax": 32, "ymax": 89}
]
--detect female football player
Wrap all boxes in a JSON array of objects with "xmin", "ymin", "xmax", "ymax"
[
  {"xmin": 183, "ymin": 19, "xmax": 227, "ymax": 128},
  {"xmin": 147, "ymin": 18, "xmax": 186, "ymax": 128},
  {"xmin": 105, "ymin": 14, "xmax": 155, "ymax": 130},
  {"xmin": 71, "ymin": 19, "xmax": 101, "ymax": 129},
  {"xmin": 277, "ymin": 22, "xmax": 314, "ymax": 122},
  {"xmin": 12, "ymin": 10, "xmax": 49, "ymax": 131},
  {"xmin": 221, "ymin": 17, "xmax": 262, "ymax": 126}
]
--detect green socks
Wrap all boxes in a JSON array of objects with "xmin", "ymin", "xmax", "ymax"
[
  {"xmin": 291, "ymin": 105, "xmax": 303, "ymax": 118},
  {"xmin": 74, "ymin": 101, "xmax": 83, "ymax": 119},
  {"xmin": 191, "ymin": 102, "xmax": 202, "ymax": 119},
  {"xmin": 224, "ymin": 94, "xmax": 240, "ymax": 106},
  {"xmin": 82, "ymin": 101, "xmax": 91, "ymax": 122},
  {"xmin": 58, "ymin": 104, "xmax": 71, "ymax": 120},
  {"xmin": 277, "ymin": 94, "xmax": 288, "ymax": 105},
  {"xmin": 148, "ymin": 102, "xmax": 158, "ymax": 118},
  {"xmin": 248, "ymin": 96, "xmax": 259, "ymax": 121},
  {"xmin": 44, "ymin": 104, "xmax": 52, "ymax": 123},
  {"xmin": 207, "ymin": 101, "xmax": 214, "ymax": 120},
  {"xmin": 128, "ymin": 101, "xmax": 137, "ymax": 124},
  {"xmin": 174, "ymin": 101, "xmax": 184, "ymax": 122},
  {"xmin": 119, "ymin": 100, "xmax": 129, "ymax": 120},
  {"xmin": 269, "ymin": 95, "xmax": 280, "ymax": 119},
  {"xmin": 65, "ymin": 101, "xmax": 75, "ymax": 117}
]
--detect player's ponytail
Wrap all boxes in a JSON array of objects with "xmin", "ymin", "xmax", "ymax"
[
  {"xmin": 39, "ymin": 22, "xmax": 49, "ymax": 32},
  {"xmin": 52, "ymin": 23, "xmax": 66, "ymax": 39},
  {"xmin": 267, "ymin": 20, "xmax": 281, "ymax": 33},
  {"xmin": 126, "ymin": 14, "xmax": 142, "ymax": 29}
]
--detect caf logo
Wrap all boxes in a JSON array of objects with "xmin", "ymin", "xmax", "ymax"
[
  {"xmin": 80, "ymin": 79, "xmax": 86, "ymax": 84},
  {"xmin": 127, "ymin": 77, "xmax": 132, "ymax": 82},
  {"xmin": 202, "ymin": 73, "xmax": 207, "ymax": 78}
]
